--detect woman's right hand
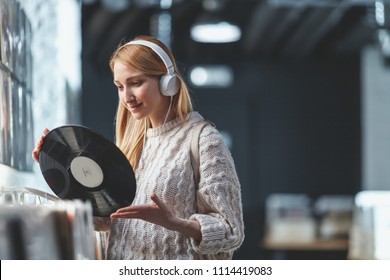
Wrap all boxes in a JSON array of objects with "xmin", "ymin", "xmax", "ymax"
[{"xmin": 32, "ymin": 128, "xmax": 50, "ymax": 163}]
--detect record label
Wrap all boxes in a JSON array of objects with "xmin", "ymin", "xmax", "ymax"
[
  {"xmin": 70, "ymin": 156, "xmax": 104, "ymax": 188},
  {"xmin": 38, "ymin": 125, "xmax": 136, "ymax": 217}
]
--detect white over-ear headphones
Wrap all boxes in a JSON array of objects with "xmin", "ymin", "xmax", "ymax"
[{"xmin": 126, "ymin": 40, "xmax": 178, "ymax": 97}]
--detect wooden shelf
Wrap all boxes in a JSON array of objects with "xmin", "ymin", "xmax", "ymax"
[{"xmin": 262, "ymin": 237, "xmax": 349, "ymax": 251}]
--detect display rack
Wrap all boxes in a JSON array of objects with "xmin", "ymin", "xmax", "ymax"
[{"xmin": 0, "ymin": 0, "xmax": 34, "ymax": 171}]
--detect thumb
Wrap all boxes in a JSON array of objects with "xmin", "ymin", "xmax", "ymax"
[{"xmin": 150, "ymin": 193, "xmax": 168, "ymax": 211}]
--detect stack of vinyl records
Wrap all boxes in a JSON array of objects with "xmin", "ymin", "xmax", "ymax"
[
  {"xmin": 0, "ymin": 187, "xmax": 95, "ymax": 260},
  {"xmin": 0, "ymin": 204, "xmax": 60, "ymax": 259}
]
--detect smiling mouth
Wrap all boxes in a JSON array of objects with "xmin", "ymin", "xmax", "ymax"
[{"xmin": 129, "ymin": 102, "xmax": 142, "ymax": 110}]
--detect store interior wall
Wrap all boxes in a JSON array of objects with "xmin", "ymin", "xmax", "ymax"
[{"xmin": 0, "ymin": 0, "xmax": 82, "ymax": 195}]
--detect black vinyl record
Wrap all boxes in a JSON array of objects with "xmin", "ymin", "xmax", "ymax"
[{"xmin": 38, "ymin": 125, "xmax": 136, "ymax": 217}]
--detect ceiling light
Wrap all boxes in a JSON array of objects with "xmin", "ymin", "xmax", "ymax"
[
  {"xmin": 190, "ymin": 21, "xmax": 241, "ymax": 43},
  {"xmin": 191, "ymin": 0, "xmax": 241, "ymax": 43},
  {"xmin": 189, "ymin": 65, "xmax": 233, "ymax": 88}
]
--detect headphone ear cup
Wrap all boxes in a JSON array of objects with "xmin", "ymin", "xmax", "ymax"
[{"xmin": 159, "ymin": 74, "xmax": 178, "ymax": 96}]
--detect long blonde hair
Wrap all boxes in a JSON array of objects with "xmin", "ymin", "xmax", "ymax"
[{"xmin": 109, "ymin": 35, "xmax": 193, "ymax": 169}]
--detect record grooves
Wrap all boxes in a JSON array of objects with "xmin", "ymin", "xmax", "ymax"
[{"xmin": 38, "ymin": 125, "xmax": 136, "ymax": 217}]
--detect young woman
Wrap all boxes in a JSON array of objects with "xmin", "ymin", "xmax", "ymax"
[{"xmin": 33, "ymin": 35, "xmax": 244, "ymax": 260}]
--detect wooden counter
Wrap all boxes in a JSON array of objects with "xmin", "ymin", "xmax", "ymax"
[{"xmin": 262, "ymin": 237, "xmax": 349, "ymax": 251}]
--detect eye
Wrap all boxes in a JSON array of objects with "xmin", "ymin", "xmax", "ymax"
[
  {"xmin": 115, "ymin": 84, "xmax": 124, "ymax": 91},
  {"xmin": 131, "ymin": 80, "xmax": 142, "ymax": 87}
]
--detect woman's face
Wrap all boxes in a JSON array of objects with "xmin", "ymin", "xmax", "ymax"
[{"xmin": 113, "ymin": 61, "xmax": 169, "ymax": 127}]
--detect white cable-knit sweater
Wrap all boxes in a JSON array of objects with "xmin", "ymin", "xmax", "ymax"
[{"xmin": 106, "ymin": 112, "xmax": 244, "ymax": 260}]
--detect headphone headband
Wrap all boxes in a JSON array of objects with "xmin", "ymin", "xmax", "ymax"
[
  {"xmin": 124, "ymin": 39, "xmax": 178, "ymax": 96},
  {"xmin": 126, "ymin": 40, "xmax": 174, "ymax": 75}
]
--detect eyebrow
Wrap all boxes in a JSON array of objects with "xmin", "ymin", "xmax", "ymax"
[{"xmin": 113, "ymin": 74, "xmax": 146, "ymax": 84}]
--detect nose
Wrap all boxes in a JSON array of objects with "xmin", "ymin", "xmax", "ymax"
[{"xmin": 123, "ymin": 88, "xmax": 135, "ymax": 103}]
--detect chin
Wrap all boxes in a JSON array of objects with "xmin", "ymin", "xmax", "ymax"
[{"xmin": 130, "ymin": 111, "xmax": 147, "ymax": 121}]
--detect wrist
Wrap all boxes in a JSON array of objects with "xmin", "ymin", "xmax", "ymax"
[{"xmin": 173, "ymin": 217, "xmax": 201, "ymax": 241}]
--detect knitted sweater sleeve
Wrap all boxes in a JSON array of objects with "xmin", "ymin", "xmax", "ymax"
[{"xmin": 189, "ymin": 125, "xmax": 245, "ymax": 255}]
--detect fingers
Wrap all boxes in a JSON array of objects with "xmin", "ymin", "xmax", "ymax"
[
  {"xmin": 150, "ymin": 193, "xmax": 169, "ymax": 211},
  {"xmin": 32, "ymin": 137, "xmax": 44, "ymax": 162},
  {"xmin": 109, "ymin": 196, "xmax": 164, "ymax": 220},
  {"xmin": 113, "ymin": 194, "xmax": 164, "ymax": 213},
  {"xmin": 110, "ymin": 206, "xmax": 143, "ymax": 219},
  {"xmin": 110, "ymin": 194, "xmax": 170, "ymax": 222},
  {"xmin": 32, "ymin": 128, "xmax": 50, "ymax": 162},
  {"xmin": 110, "ymin": 211, "xmax": 136, "ymax": 219}
]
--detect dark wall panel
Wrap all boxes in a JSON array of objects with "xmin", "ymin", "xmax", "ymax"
[{"xmin": 193, "ymin": 58, "xmax": 361, "ymax": 210}]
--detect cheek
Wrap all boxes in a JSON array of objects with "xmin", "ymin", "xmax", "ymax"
[
  {"xmin": 137, "ymin": 89, "xmax": 149, "ymax": 100},
  {"xmin": 117, "ymin": 91, "xmax": 125, "ymax": 102},
  {"xmin": 140, "ymin": 85, "xmax": 161, "ymax": 103}
]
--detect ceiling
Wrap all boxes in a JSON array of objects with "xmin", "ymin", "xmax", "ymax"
[{"xmin": 82, "ymin": 0, "xmax": 385, "ymax": 72}]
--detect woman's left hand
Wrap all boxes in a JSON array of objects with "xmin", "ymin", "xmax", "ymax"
[
  {"xmin": 110, "ymin": 193, "xmax": 178, "ymax": 231},
  {"xmin": 110, "ymin": 193, "xmax": 201, "ymax": 240}
]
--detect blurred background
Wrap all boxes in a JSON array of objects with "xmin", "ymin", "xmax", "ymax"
[{"xmin": 1, "ymin": 0, "xmax": 390, "ymax": 260}]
